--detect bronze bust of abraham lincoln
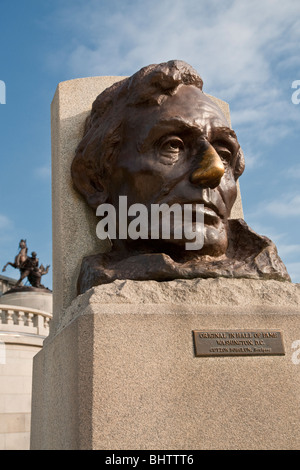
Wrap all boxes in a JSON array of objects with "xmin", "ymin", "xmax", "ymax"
[{"xmin": 71, "ymin": 60, "xmax": 290, "ymax": 295}]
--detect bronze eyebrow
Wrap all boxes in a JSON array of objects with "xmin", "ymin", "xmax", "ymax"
[
  {"xmin": 138, "ymin": 118, "xmax": 203, "ymax": 152},
  {"xmin": 209, "ymin": 127, "xmax": 240, "ymax": 154}
]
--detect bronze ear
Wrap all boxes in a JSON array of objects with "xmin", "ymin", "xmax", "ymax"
[
  {"xmin": 234, "ymin": 147, "xmax": 245, "ymax": 180},
  {"xmin": 71, "ymin": 154, "xmax": 108, "ymax": 209}
]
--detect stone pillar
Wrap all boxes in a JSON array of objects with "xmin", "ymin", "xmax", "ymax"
[{"xmin": 48, "ymin": 76, "xmax": 243, "ymax": 334}]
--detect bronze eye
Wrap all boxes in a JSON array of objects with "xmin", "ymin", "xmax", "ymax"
[
  {"xmin": 159, "ymin": 136, "xmax": 185, "ymax": 158},
  {"xmin": 212, "ymin": 141, "xmax": 233, "ymax": 163}
]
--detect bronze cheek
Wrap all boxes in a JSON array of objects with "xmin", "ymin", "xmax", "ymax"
[{"xmin": 217, "ymin": 168, "xmax": 238, "ymax": 218}]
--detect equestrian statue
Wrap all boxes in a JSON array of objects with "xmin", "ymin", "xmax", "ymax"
[{"xmin": 2, "ymin": 239, "xmax": 50, "ymax": 289}]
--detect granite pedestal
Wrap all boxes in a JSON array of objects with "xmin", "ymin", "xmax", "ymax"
[{"xmin": 30, "ymin": 278, "xmax": 300, "ymax": 450}]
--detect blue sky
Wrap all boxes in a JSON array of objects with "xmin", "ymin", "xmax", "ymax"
[{"xmin": 0, "ymin": 0, "xmax": 300, "ymax": 289}]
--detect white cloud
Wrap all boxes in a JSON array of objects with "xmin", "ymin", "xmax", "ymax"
[
  {"xmin": 0, "ymin": 214, "xmax": 13, "ymax": 231},
  {"xmin": 34, "ymin": 166, "xmax": 51, "ymax": 179},
  {"xmin": 242, "ymin": 148, "xmax": 264, "ymax": 170},
  {"xmin": 51, "ymin": 0, "xmax": 300, "ymax": 81},
  {"xmin": 277, "ymin": 244, "xmax": 300, "ymax": 257},
  {"xmin": 246, "ymin": 190, "xmax": 300, "ymax": 220},
  {"xmin": 284, "ymin": 165, "xmax": 300, "ymax": 180},
  {"xmin": 265, "ymin": 194, "xmax": 300, "ymax": 217},
  {"xmin": 48, "ymin": 0, "xmax": 300, "ymax": 146}
]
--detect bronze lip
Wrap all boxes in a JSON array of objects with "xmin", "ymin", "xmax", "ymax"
[
  {"xmin": 153, "ymin": 173, "xmax": 225, "ymax": 220},
  {"xmin": 190, "ymin": 202, "xmax": 223, "ymax": 223},
  {"xmin": 161, "ymin": 200, "xmax": 223, "ymax": 220}
]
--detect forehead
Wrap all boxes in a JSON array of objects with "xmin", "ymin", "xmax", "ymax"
[
  {"xmin": 160, "ymin": 85, "xmax": 229, "ymax": 129},
  {"xmin": 124, "ymin": 85, "xmax": 230, "ymax": 140}
]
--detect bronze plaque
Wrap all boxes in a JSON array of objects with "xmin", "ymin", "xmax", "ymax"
[{"xmin": 193, "ymin": 330, "xmax": 285, "ymax": 357}]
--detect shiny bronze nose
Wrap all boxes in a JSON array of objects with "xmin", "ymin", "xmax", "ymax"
[{"xmin": 190, "ymin": 145, "xmax": 225, "ymax": 189}]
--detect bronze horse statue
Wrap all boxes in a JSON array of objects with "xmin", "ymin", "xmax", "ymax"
[
  {"xmin": 2, "ymin": 239, "xmax": 28, "ymax": 272},
  {"xmin": 16, "ymin": 251, "xmax": 50, "ymax": 288},
  {"xmin": 2, "ymin": 240, "xmax": 50, "ymax": 288}
]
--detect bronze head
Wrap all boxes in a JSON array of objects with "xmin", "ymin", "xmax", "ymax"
[{"xmin": 71, "ymin": 60, "xmax": 289, "ymax": 293}]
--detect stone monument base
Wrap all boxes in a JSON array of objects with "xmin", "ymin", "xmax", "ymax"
[{"xmin": 30, "ymin": 278, "xmax": 300, "ymax": 450}]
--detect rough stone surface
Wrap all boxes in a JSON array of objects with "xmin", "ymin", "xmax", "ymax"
[
  {"xmin": 50, "ymin": 278, "xmax": 300, "ymax": 338},
  {"xmin": 32, "ymin": 278, "xmax": 300, "ymax": 450},
  {"xmin": 51, "ymin": 76, "xmax": 243, "ymax": 333}
]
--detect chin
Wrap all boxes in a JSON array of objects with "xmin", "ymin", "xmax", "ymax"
[
  {"xmin": 122, "ymin": 219, "xmax": 229, "ymax": 260},
  {"xmin": 145, "ymin": 227, "xmax": 228, "ymax": 261},
  {"xmin": 198, "ymin": 224, "xmax": 228, "ymax": 256},
  {"xmin": 175, "ymin": 224, "xmax": 228, "ymax": 258}
]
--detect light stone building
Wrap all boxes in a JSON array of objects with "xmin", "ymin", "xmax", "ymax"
[
  {"xmin": 0, "ymin": 274, "xmax": 18, "ymax": 295},
  {"xmin": 0, "ymin": 274, "xmax": 52, "ymax": 450}
]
